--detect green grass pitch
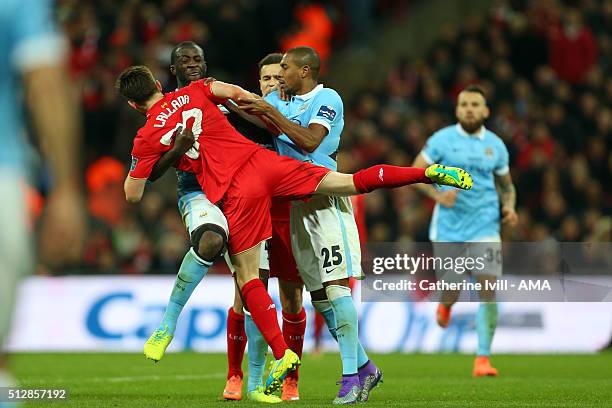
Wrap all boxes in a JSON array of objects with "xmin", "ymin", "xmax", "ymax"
[{"xmin": 10, "ymin": 352, "xmax": 612, "ymax": 407}]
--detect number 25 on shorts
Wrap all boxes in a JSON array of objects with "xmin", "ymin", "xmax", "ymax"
[{"xmin": 321, "ymin": 245, "xmax": 343, "ymax": 274}]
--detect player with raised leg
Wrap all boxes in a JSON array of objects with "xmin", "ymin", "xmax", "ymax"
[
  {"xmin": 412, "ymin": 85, "xmax": 518, "ymax": 377},
  {"xmin": 238, "ymin": 46, "xmax": 383, "ymax": 404},
  {"xmin": 116, "ymin": 66, "xmax": 472, "ymax": 397}
]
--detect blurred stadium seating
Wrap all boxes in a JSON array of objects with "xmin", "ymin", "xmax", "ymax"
[{"xmin": 32, "ymin": 0, "xmax": 610, "ymax": 275}]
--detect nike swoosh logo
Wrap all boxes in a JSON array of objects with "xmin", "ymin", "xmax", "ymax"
[
  {"xmin": 177, "ymin": 276, "xmax": 193, "ymax": 284},
  {"xmin": 324, "ymin": 267, "xmax": 337, "ymax": 274}
]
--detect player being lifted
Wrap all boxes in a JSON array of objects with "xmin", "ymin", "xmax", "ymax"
[
  {"xmin": 136, "ymin": 42, "xmax": 288, "ymax": 403},
  {"xmin": 116, "ymin": 64, "xmax": 473, "ymax": 396},
  {"xmin": 137, "ymin": 42, "xmax": 233, "ymax": 373},
  {"xmin": 412, "ymin": 85, "xmax": 518, "ymax": 377},
  {"xmin": 141, "ymin": 42, "xmax": 228, "ymax": 361},
  {"xmin": 238, "ymin": 46, "xmax": 381, "ymax": 404}
]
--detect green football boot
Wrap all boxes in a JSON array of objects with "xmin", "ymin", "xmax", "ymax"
[
  {"xmin": 143, "ymin": 326, "xmax": 173, "ymax": 362},
  {"xmin": 425, "ymin": 164, "xmax": 473, "ymax": 190}
]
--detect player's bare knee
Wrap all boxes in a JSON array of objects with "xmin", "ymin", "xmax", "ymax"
[
  {"xmin": 198, "ymin": 231, "xmax": 224, "ymax": 259},
  {"xmin": 191, "ymin": 224, "xmax": 227, "ymax": 261}
]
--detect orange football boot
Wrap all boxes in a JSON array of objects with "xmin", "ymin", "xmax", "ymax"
[
  {"xmin": 281, "ymin": 377, "xmax": 300, "ymax": 401},
  {"xmin": 472, "ymin": 356, "xmax": 499, "ymax": 377},
  {"xmin": 436, "ymin": 304, "xmax": 452, "ymax": 328},
  {"xmin": 223, "ymin": 375, "xmax": 243, "ymax": 400}
]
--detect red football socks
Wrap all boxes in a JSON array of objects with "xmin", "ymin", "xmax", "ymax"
[
  {"xmin": 226, "ymin": 307, "xmax": 246, "ymax": 379},
  {"xmin": 241, "ymin": 279, "xmax": 288, "ymax": 359},
  {"xmin": 352, "ymin": 165, "xmax": 432, "ymax": 193},
  {"xmin": 282, "ymin": 308, "xmax": 307, "ymax": 380}
]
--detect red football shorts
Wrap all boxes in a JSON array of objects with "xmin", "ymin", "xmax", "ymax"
[
  {"xmin": 269, "ymin": 200, "xmax": 301, "ymax": 283},
  {"xmin": 223, "ymin": 149, "xmax": 331, "ymax": 255}
]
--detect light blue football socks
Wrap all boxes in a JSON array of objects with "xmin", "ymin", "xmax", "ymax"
[
  {"xmin": 312, "ymin": 297, "xmax": 370, "ymax": 368},
  {"xmin": 245, "ymin": 312, "xmax": 268, "ymax": 392},
  {"xmin": 476, "ymin": 302, "xmax": 498, "ymax": 356},
  {"xmin": 159, "ymin": 248, "xmax": 211, "ymax": 334},
  {"xmin": 326, "ymin": 285, "xmax": 371, "ymax": 375}
]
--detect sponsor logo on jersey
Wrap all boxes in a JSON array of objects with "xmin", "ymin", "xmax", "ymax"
[
  {"xmin": 485, "ymin": 147, "xmax": 494, "ymax": 157},
  {"xmin": 316, "ymin": 105, "xmax": 336, "ymax": 121}
]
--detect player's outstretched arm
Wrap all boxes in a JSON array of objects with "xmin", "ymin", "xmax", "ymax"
[
  {"xmin": 238, "ymin": 96, "xmax": 327, "ymax": 152},
  {"xmin": 223, "ymin": 100, "xmax": 279, "ymax": 134},
  {"xmin": 209, "ymin": 81, "xmax": 254, "ymax": 103},
  {"xmin": 208, "ymin": 81, "xmax": 281, "ymax": 131}
]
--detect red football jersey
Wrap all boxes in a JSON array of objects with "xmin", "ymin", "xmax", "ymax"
[{"xmin": 129, "ymin": 80, "xmax": 263, "ymax": 203}]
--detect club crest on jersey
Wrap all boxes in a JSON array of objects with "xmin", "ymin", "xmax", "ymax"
[
  {"xmin": 316, "ymin": 105, "xmax": 336, "ymax": 121},
  {"xmin": 130, "ymin": 156, "xmax": 138, "ymax": 171},
  {"xmin": 485, "ymin": 147, "xmax": 494, "ymax": 157}
]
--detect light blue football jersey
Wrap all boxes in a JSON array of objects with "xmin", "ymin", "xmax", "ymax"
[
  {"xmin": 265, "ymin": 84, "xmax": 343, "ymax": 171},
  {"xmin": 0, "ymin": 0, "xmax": 65, "ymax": 170},
  {"xmin": 421, "ymin": 124, "xmax": 510, "ymax": 242}
]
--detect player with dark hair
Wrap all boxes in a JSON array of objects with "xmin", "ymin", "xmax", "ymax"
[
  {"xmin": 413, "ymin": 84, "xmax": 518, "ymax": 377},
  {"xmin": 137, "ymin": 42, "xmax": 283, "ymax": 403},
  {"xmin": 140, "ymin": 42, "xmax": 232, "ymax": 371},
  {"xmin": 116, "ymin": 64, "xmax": 473, "ymax": 396}
]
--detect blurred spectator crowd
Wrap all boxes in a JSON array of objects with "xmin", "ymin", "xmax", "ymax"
[
  {"xmin": 34, "ymin": 0, "xmax": 609, "ymax": 274},
  {"xmin": 340, "ymin": 0, "xmax": 611, "ymax": 246},
  {"xmin": 56, "ymin": 0, "xmax": 404, "ymax": 167}
]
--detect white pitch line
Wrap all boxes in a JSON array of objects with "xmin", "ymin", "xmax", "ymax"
[{"xmin": 23, "ymin": 372, "xmax": 225, "ymax": 384}]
